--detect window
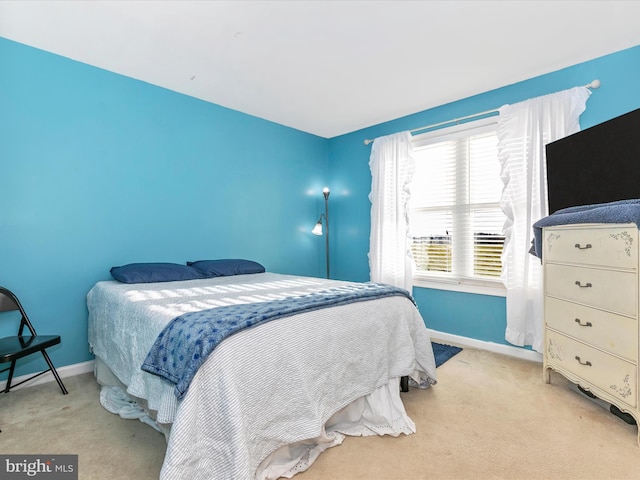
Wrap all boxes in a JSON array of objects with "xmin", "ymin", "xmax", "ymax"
[{"xmin": 409, "ymin": 118, "xmax": 506, "ymax": 295}]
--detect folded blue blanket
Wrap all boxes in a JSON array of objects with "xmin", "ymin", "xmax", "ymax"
[
  {"xmin": 141, "ymin": 282, "xmax": 414, "ymax": 399},
  {"xmin": 532, "ymin": 199, "xmax": 640, "ymax": 259}
]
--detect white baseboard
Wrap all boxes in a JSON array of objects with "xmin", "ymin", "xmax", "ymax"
[
  {"xmin": 2, "ymin": 332, "xmax": 541, "ymax": 392},
  {"xmin": 427, "ymin": 329, "xmax": 543, "ymax": 363},
  {"xmin": 0, "ymin": 360, "xmax": 95, "ymax": 392}
]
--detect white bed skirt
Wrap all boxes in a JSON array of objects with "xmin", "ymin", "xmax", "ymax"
[
  {"xmin": 255, "ymin": 376, "xmax": 415, "ymax": 479},
  {"xmin": 94, "ymin": 357, "xmax": 416, "ymax": 479}
]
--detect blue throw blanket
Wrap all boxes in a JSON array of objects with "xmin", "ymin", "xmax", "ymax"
[
  {"xmin": 141, "ymin": 282, "xmax": 414, "ymax": 399},
  {"xmin": 532, "ymin": 199, "xmax": 640, "ymax": 259}
]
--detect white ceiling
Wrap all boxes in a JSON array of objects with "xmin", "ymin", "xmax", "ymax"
[{"xmin": 2, "ymin": 1, "xmax": 640, "ymax": 138}]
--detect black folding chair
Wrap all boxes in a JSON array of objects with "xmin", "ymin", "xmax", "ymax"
[{"xmin": 0, "ymin": 286, "xmax": 68, "ymax": 394}]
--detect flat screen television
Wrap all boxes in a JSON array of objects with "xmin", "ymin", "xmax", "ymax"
[{"xmin": 545, "ymin": 107, "xmax": 640, "ymax": 214}]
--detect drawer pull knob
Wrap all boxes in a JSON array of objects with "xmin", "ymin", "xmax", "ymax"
[
  {"xmin": 575, "ymin": 356, "xmax": 592, "ymax": 366},
  {"xmin": 574, "ymin": 281, "xmax": 592, "ymax": 288},
  {"xmin": 574, "ymin": 243, "xmax": 592, "ymax": 250},
  {"xmin": 574, "ymin": 318, "xmax": 593, "ymax": 327}
]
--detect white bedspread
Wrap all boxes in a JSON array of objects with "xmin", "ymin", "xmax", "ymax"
[{"xmin": 87, "ymin": 273, "xmax": 437, "ymax": 479}]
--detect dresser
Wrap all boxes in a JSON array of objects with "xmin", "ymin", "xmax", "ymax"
[{"xmin": 542, "ymin": 223, "xmax": 640, "ymax": 443}]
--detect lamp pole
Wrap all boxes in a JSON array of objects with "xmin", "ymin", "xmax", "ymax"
[{"xmin": 323, "ymin": 187, "xmax": 330, "ymax": 279}]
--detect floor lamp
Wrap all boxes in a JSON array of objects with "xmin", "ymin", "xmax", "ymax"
[{"xmin": 312, "ymin": 187, "xmax": 330, "ymax": 279}]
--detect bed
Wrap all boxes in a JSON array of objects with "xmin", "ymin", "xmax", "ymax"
[{"xmin": 87, "ymin": 264, "xmax": 437, "ymax": 479}]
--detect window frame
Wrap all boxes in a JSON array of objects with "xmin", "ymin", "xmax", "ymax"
[{"xmin": 410, "ymin": 117, "xmax": 506, "ymax": 297}]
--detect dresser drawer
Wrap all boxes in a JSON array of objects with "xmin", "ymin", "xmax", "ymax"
[
  {"xmin": 546, "ymin": 330, "xmax": 637, "ymax": 408},
  {"xmin": 545, "ymin": 296, "xmax": 638, "ymax": 361},
  {"xmin": 545, "ymin": 263, "xmax": 637, "ymax": 316},
  {"xmin": 544, "ymin": 225, "xmax": 637, "ymax": 269}
]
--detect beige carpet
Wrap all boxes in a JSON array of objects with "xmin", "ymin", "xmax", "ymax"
[{"xmin": 2, "ymin": 346, "xmax": 640, "ymax": 479}]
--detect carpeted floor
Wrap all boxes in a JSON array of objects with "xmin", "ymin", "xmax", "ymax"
[{"xmin": 3, "ymin": 345, "xmax": 640, "ymax": 479}]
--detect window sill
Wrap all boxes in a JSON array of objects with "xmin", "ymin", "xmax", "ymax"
[{"xmin": 412, "ymin": 277, "xmax": 506, "ymax": 297}]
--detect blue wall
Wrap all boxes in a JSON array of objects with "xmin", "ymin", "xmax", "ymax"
[
  {"xmin": 328, "ymin": 45, "xmax": 640, "ymax": 345},
  {"xmin": 3, "ymin": 36, "xmax": 640, "ymax": 378},
  {"xmin": 0, "ymin": 38, "xmax": 329, "ymax": 377}
]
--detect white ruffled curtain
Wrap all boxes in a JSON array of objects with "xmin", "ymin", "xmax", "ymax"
[
  {"xmin": 497, "ymin": 86, "xmax": 591, "ymax": 352},
  {"xmin": 368, "ymin": 132, "xmax": 415, "ymax": 291}
]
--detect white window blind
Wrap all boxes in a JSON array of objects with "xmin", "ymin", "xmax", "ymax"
[{"xmin": 409, "ymin": 118, "xmax": 505, "ymax": 287}]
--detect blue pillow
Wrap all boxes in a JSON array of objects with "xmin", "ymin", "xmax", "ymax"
[
  {"xmin": 186, "ymin": 259, "xmax": 266, "ymax": 277},
  {"xmin": 110, "ymin": 263, "xmax": 206, "ymax": 284}
]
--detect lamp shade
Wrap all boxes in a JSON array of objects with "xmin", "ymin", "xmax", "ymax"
[{"xmin": 312, "ymin": 220, "xmax": 323, "ymax": 236}]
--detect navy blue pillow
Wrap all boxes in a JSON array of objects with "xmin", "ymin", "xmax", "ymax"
[
  {"xmin": 110, "ymin": 263, "xmax": 206, "ymax": 284},
  {"xmin": 186, "ymin": 259, "xmax": 266, "ymax": 277}
]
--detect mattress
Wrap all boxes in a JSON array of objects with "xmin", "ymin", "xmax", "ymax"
[{"xmin": 87, "ymin": 272, "xmax": 437, "ymax": 479}]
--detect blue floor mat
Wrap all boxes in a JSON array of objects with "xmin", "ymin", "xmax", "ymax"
[{"xmin": 432, "ymin": 342, "xmax": 462, "ymax": 367}]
